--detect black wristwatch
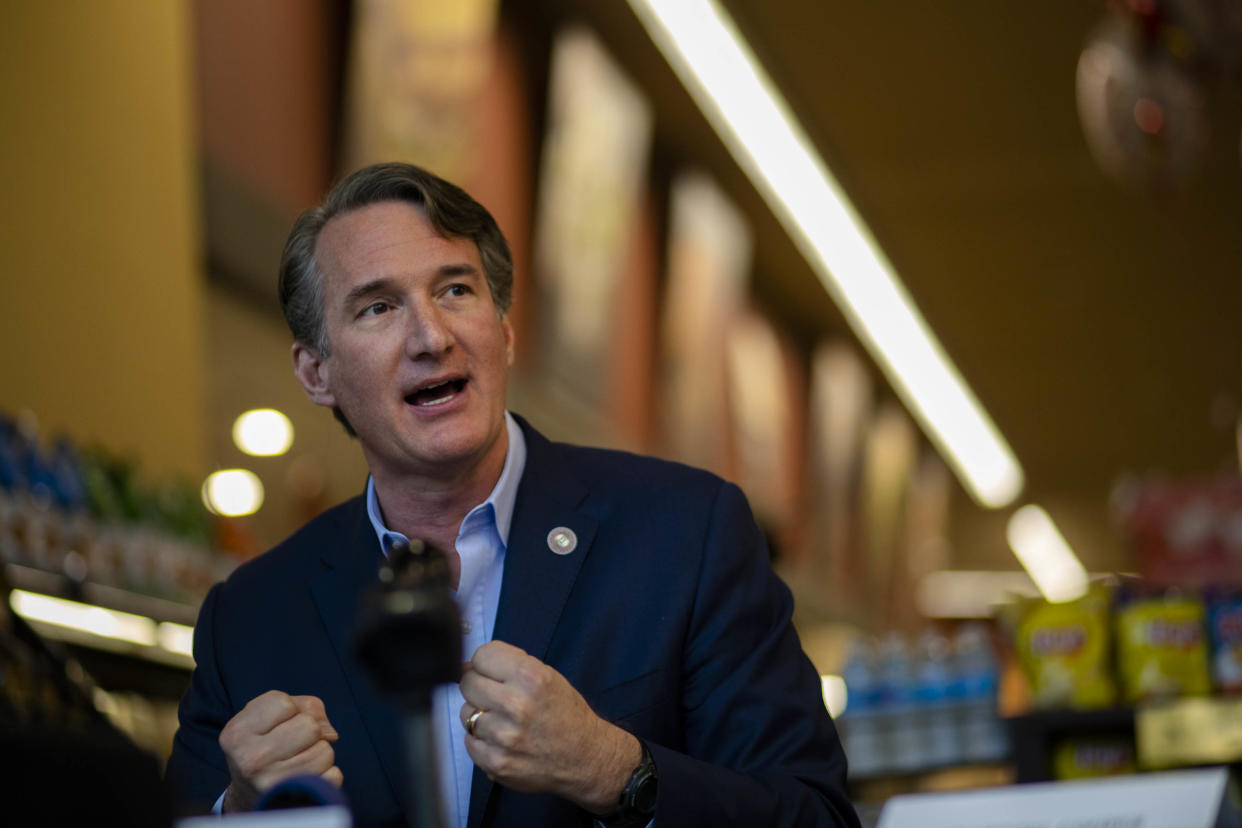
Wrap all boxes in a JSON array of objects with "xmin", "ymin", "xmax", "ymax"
[{"xmin": 600, "ymin": 739, "xmax": 658, "ymax": 827}]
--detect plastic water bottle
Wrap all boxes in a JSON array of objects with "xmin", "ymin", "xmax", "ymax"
[
  {"xmin": 954, "ymin": 623, "xmax": 1008, "ymax": 763},
  {"xmin": 839, "ymin": 638, "xmax": 885, "ymax": 777},
  {"xmin": 877, "ymin": 632, "xmax": 924, "ymax": 772},
  {"xmin": 914, "ymin": 628, "xmax": 964, "ymax": 768}
]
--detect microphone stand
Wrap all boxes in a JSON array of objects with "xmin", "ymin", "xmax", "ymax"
[{"xmin": 356, "ymin": 538, "xmax": 461, "ymax": 828}]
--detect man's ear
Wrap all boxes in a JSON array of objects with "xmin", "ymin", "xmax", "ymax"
[
  {"xmin": 502, "ymin": 314, "xmax": 515, "ymax": 367},
  {"xmin": 292, "ymin": 341, "xmax": 336, "ymax": 408}
]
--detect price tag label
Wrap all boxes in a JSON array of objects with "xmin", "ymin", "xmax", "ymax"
[
  {"xmin": 1137, "ymin": 696, "xmax": 1242, "ymax": 768},
  {"xmin": 876, "ymin": 768, "xmax": 1227, "ymax": 828}
]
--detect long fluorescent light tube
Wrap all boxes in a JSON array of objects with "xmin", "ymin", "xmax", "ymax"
[
  {"xmin": 158, "ymin": 621, "xmax": 196, "ymax": 657},
  {"xmin": 628, "ymin": 0, "xmax": 1023, "ymax": 507},
  {"xmin": 1006, "ymin": 505, "xmax": 1089, "ymax": 603},
  {"xmin": 10, "ymin": 589, "xmax": 158, "ymax": 647}
]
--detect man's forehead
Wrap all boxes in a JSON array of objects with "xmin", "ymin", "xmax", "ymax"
[{"xmin": 316, "ymin": 200, "xmax": 481, "ymax": 282}]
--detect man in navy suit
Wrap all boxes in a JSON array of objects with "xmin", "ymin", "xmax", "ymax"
[{"xmin": 164, "ymin": 162, "xmax": 858, "ymax": 828}]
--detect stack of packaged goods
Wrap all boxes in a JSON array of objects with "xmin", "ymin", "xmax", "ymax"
[
  {"xmin": 993, "ymin": 475, "xmax": 1242, "ymax": 781},
  {"xmin": 839, "ymin": 624, "xmax": 1009, "ymax": 779},
  {"xmin": 999, "ymin": 578, "xmax": 1241, "ymax": 779},
  {"xmin": 1015, "ymin": 580, "xmax": 1242, "ymax": 705},
  {"xmin": 1001, "ymin": 584, "xmax": 1133, "ymax": 780},
  {"xmin": 0, "ymin": 409, "xmax": 229, "ymax": 607}
]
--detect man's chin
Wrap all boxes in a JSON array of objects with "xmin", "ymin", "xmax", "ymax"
[
  {"xmin": 404, "ymin": 432, "xmax": 506, "ymax": 475},
  {"xmin": 358, "ymin": 413, "xmax": 506, "ymax": 477}
]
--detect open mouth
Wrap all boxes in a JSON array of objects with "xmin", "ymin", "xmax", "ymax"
[{"xmin": 405, "ymin": 378, "xmax": 467, "ymax": 407}]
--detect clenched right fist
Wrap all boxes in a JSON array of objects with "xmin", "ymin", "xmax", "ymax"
[{"xmin": 219, "ymin": 690, "xmax": 343, "ymax": 812}]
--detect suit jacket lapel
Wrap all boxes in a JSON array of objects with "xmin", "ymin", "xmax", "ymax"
[
  {"xmin": 467, "ymin": 419, "xmax": 599, "ymax": 828},
  {"xmin": 305, "ymin": 497, "xmax": 405, "ymax": 811}
]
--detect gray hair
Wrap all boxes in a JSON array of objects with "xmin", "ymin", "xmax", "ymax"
[{"xmin": 278, "ymin": 162, "xmax": 514, "ymax": 356}]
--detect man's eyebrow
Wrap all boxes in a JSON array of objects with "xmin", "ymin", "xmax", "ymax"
[
  {"xmin": 343, "ymin": 277, "xmax": 396, "ymax": 306},
  {"xmin": 437, "ymin": 262, "xmax": 481, "ymax": 278},
  {"xmin": 341, "ymin": 264, "xmax": 482, "ymax": 305}
]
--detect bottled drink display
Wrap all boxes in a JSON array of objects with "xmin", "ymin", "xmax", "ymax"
[
  {"xmin": 0, "ymin": 409, "xmax": 229, "ymax": 606},
  {"xmin": 838, "ymin": 624, "xmax": 1009, "ymax": 779}
]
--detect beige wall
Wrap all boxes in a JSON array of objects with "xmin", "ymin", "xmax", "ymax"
[{"xmin": 0, "ymin": 1, "xmax": 206, "ymax": 480}]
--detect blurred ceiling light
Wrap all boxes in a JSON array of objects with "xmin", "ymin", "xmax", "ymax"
[
  {"xmin": 202, "ymin": 469, "xmax": 265, "ymax": 517},
  {"xmin": 627, "ymin": 0, "xmax": 1023, "ymax": 508},
  {"xmin": 157, "ymin": 621, "xmax": 195, "ymax": 658},
  {"xmin": 1006, "ymin": 505, "xmax": 1089, "ymax": 603},
  {"xmin": 233, "ymin": 408, "xmax": 294, "ymax": 457},
  {"xmin": 10, "ymin": 589, "xmax": 157, "ymax": 647},
  {"xmin": 821, "ymin": 674, "xmax": 847, "ymax": 718}
]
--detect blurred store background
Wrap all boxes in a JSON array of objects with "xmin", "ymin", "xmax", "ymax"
[{"xmin": 2, "ymin": 0, "xmax": 1241, "ymax": 822}]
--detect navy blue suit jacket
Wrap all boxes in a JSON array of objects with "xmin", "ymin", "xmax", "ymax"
[{"xmin": 165, "ymin": 418, "xmax": 858, "ymax": 827}]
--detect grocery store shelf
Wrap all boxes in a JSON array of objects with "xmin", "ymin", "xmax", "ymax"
[
  {"xmin": 1007, "ymin": 707, "xmax": 1136, "ymax": 782},
  {"xmin": 1008, "ymin": 701, "xmax": 1242, "ymax": 782},
  {"xmin": 5, "ymin": 563, "xmax": 200, "ymax": 625},
  {"xmin": 5, "ymin": 563, "xmax": 198, "ymax": 670}
]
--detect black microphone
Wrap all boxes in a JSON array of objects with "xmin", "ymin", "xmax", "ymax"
[
  {"xmin": 356, "ymin": 537, "xmax": 462, "ymax": 706},
  {"xmin": 355, "ymin": 537, "xmax": 461, "ymax": 828}
]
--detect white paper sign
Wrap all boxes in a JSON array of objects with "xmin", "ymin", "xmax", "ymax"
[
  {"xmin": 876, "ymin": 768, "xmax": 1228, "ymax": 828},
  {"xmin": 177, "ymin": 806, "xmax": 351, "ymax": 828}
]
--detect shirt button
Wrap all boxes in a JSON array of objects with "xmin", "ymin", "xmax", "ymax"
[{"xmin": 462, "ymin": 620, "xmax": 473, "ymax": 634}]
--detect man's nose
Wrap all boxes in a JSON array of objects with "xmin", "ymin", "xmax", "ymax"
[{"xmin": 405, "ymin": 302, "xmax": 454, "ymax": 357}]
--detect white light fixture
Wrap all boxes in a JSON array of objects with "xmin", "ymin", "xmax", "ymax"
[
  {"xmin": 233, "ymin": 408, "xmax": 294, "ymax": 457},
  {"xmin": 157, "ymin": 621, "xmax": 195, "ymax": 658},
  {"xmin": 1006, "ymin": 505, "xmax": 1089, "ymax": 603},
  {"xmin": 10, "ymin": 590, "xmax": 197, "ymax": 667},
  {"xmin": 627, "ymin": 0, "xmax": 1023, "ymax": 508},
  {"xmin": 10, "ymin": 589, "xmax": 157, "ymax": 647},
  {"xmin": 821, "ymin": 674, "xmax": 847, "ymax": 717},
  {"xmin": 202, "ymin": 469, "xmax": 265, "ymax": 517}
]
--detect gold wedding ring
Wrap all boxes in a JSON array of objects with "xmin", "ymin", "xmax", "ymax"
[{"xmin": 465, "ymin": 707, "xmax": 485, "ymax": 738}]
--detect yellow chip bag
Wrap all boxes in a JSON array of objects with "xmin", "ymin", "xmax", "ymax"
[
  {"xmin": 1114, "ymin": 589, "xmax": 1211, "ymax": 704},
  {"xmin": 1007, "ymin": 585, "xmax": 1116, "ymax": 709}
]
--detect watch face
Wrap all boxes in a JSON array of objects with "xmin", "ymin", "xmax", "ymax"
[{"xmin": 633, "ymin": 774, "xmax": 658, "ymax": 814}]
